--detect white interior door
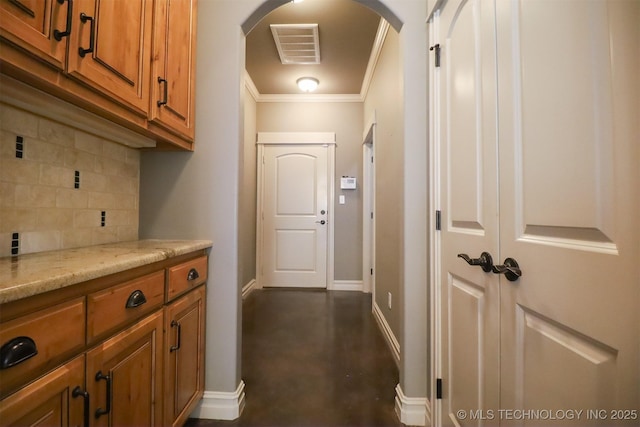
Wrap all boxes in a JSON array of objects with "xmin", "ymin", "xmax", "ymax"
[
  {"xmin": 259, "ymin": 140, "xmax": 331, "ymax": 288},
  {"xmin": 436, "ymin": 0, "xmax": 501, "ymax": 424},
  {"xmin": 496, "ymin": 0, "xmax": 639, "ymax": 414},
  {"xmin": 434, "ymin": 0, "xmax": 639, "ymax": 424}
]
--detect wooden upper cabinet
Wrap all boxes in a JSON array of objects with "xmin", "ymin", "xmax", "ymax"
[
  {"xmin": 0, "ymin": 0, "xmax": 196, "ymax": 149},
  {"xmin": 67, "ymin": 0, "xmax": 153, "ymax": 116},
  {"xmin": 150, "ymin": 0, "xmax": 196, "ymax": 141},
  {"xmin": 0, "ymin": 0, "xmax": 70, "ymax": 69}
]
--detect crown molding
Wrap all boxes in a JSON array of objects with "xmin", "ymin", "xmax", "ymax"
[{"xmin": 360, "ymin": 18, "xmax": 390, "ymax": 99}]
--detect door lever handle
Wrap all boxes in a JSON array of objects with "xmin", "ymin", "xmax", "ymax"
[
  {"xmin": 315, "ymin": 220, "xmax": 326, "ymax": 225},
  {"xmin": 457, "ymin": 252, "xmax": 493, "ymax": 272},
  {"xmin": 492, "ymin": 258, "xmax": 522, "ymax": 282}
]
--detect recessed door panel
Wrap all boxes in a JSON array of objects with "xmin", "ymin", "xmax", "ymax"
[
  {"xmin": 448, "ymin": 275, "xmax": 490, "ymax": 426},
  {"xmin": 276, "ymin": 154, "xmax": 317, "ymax": 216},
  {"xmin": 515, "ymin": 0, "xmax": 616, "ymax": 251},
  {"xmin": 447, "ymin": 1, "xmax": 486, "ymax": 233}
]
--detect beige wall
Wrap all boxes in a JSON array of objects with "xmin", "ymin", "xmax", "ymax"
[
  {"xmin": 256, "ymin": 101, "xmax": 364, "ymax": 281},
  {"xmin": 240, "ymin": 88, "xmax": 258, "ymax": 290},
  {"xmin": 364, "ymin": 28, "xmax": 403, "ymax": 341},
  {"xmin": 0, "ymin": 103, "xmax": 139, "ymax": 257}
]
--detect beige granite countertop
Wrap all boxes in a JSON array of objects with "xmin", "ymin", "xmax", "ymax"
[{"xmin": 0, "ymin": 239, "xmax": 212, "ymax": 304}]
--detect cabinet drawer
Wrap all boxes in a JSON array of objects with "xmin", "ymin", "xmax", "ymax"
[
  {"xmin": 0, "ymin": 297, "xmax": 85, "ymax": 398},
  {"xmin": 167, "ymin": 256, "xmax": 207, "ymax": 301},
  {"xmin": 87, "ymin": 271, "xmax": 164, "ymax": 344}
]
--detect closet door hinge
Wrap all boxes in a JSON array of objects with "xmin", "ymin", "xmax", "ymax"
[
  {"xmin": 430, "ymin": 43, "xmax": 441, "ymax": 67},
  {"xmin": 436, "ymin": 378, "xmax": 443, "ymax": 399},
  {"xmin": 435, "ymin": 210, "xmax": 441, "ymax": 231}
]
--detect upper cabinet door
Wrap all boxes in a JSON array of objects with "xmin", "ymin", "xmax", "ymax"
[
  {"xmin": 0, "ymin": 0, "xmax": 70, "ymax": 69},
  {"xmin": 67, "ymin": 0, "xmax": 152, "ymax": 116},
  {"xmin": 149, "ymin": 0, "xmax": 196, "ymax": 140}
]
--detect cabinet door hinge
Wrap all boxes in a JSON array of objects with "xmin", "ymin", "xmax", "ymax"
[
  {"xmin": 436, "ymin": 378, "xmax": 443, "ymax": 399},
  {"xmin": 430, "ymin": 44, "xmax": 441, "ymax": 67},
  {"xmin": 435, "ymin": 210, "xmax": 441, "ymax": 231},
  {"xmin": 370, "ymin": 268, "xmax": 373, "ymax": 276}
]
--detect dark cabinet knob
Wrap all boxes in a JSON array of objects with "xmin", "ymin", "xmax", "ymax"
[
  {"xmin": 125, "ymin": 289, "xmax": 147, "ymax": 308},
  {"xmin": 0, "ymin": 336, "xmax": 38, "ymax": 369},
  {"xmin": 187, "ymin": 268, "xmax": 200, "ymax": 281}
]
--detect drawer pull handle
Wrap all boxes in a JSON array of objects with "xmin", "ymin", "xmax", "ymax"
[
  {"xmin": 72, "ymin": 386, "xmax": 90, "ymax": 427},
  {"xmin": 157, "ymin": 77, "xmax": 168, "ymax": 107},
  {"xmin": 187, "ymin": 268, "xmax": 200, "ymax": 281},
  {"xmin": 125, "ymin": 289, "xmax": 147, "ymax": 308},
  {"xmin": 0, "ymin": 336, "xmax": 38, "ymax": 369},
  {"xmin": 170, "ymin": 320, "xmax": 182, "ymax": 352},
  {"xmin": 95, "ymin": 371, "xmax": 111, "ymax": 418},
  {"xmin": 53, "ymin": 0, "xmax": 73, "ymax": 41},
  {"xmin": 78, "ymin": 12, "xmax": 95, "ymax": 57}
]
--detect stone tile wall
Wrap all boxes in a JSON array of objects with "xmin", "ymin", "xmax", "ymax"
[{"xmin": 0, "ymin": 103, "xmax": 139, "ymax": 256}]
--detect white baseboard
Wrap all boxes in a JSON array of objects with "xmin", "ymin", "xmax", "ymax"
[
  {"xmin": 372, "ymin": 301, "xmax": 400, "ymax": 366},
  {"xmin": 242, "ymin": 279, "xmax": 256, "ymax": 299},
  {"xmin": 190, "ymin": 381, "xmax": 246, "ymax": 421},
  {"xmin": 332, "ymin": 280, "xmax": 364, "ymax": 292},
  {"xmin": 394, "ymin": 384, "xmax": 428, "ymax": 426}
]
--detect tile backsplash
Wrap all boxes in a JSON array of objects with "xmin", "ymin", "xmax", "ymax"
[{"xmin": 0, "ymin": 103, "xmax": 139, "ymax": 257}]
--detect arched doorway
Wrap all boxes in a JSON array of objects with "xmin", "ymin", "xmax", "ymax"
[{"xmin": 155, "ymin": 1, "xmax": 431, "ymax": 424}]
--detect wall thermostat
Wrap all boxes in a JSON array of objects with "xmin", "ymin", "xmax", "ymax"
[{"xmin": 340, "ymin": 176, "xmax": 356, "ymax": 190}]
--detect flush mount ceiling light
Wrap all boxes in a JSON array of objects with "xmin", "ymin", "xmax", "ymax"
[{"xmin": 297, "ymin": 77, "xmax": 319, "ymax": 92}]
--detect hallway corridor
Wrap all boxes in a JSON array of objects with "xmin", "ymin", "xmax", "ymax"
[{"xmin": 186, "ymin": 289, "xmax": 404, "ymax": 427}]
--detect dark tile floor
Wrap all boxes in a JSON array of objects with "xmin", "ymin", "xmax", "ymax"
[{"xmin": 186, "ymin": 289, "xmax": 404, "ymax": 427}]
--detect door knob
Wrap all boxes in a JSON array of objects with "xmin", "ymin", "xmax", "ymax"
[
  {"xmin": 492, "ymin": 258, "xmax": 522, "ymax": 282},
  {"xmin": 457, "ymin": 252, "xmax": 493, "ymax": 272},
  {"xmin": 316, "ymin": 220, "xmax": 326, "ymax": 225}
]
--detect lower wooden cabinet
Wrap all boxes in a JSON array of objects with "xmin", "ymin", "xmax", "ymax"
[
  {"xmin": 164, "ymin": 285, "xmax": 206, "ymax": 427},
  {"xmin": 87, "ymin": 310, "xmax": 164, "ymax": 427},
  {"xmin": 0, "ymin": 356, "xmax": 86, "ymax": 427},
  {"xmin": 0, "ymin": 251, "xmax": 208, "ymax": 427}
]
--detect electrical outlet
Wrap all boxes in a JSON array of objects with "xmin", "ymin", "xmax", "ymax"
[{"xmin": 387, "ymin": 292, "xmax": 392, "ymax": 310}]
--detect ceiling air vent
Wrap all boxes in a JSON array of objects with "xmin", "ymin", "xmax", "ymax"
[{"xmin": 270, "ymin": 24, "xmax": 320, "ymax": 65}]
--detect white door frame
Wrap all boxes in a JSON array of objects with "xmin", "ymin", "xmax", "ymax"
[
  {"xmin": 362, "ymin": 113, "xmax": 376, "ymax": 296},
  {"xmin": 255, "ymin": 132, "xmax": 336, "ymax": 290},
  {"xmin": 428, "ymin": 9, "xmax": 441, "ymax": 426}
]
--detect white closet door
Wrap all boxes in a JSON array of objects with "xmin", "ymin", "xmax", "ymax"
[{"xmin": 497, "ymin": 0, "xmax": 639, "ymax": 412}]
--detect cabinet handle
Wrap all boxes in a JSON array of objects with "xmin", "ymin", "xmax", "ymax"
[
  {"xmin": 157, "ymin": 77, "xmax": 168, "ymax": 107},
  {"xmin": 170, "ymin": 320, "xmax": 181, "ymax": 352},
  {"xmin": 94, "ymin": 371, "xmax": 111, "ymax": 418},
  {"xmin": 78, "ymin": 13, "xmax": 95, "ymax": 57},
  {"xmin": 72, "ymin": 386, "xmax": 90, "ymax": 427},
  {"xmin": 187, "ymin": 268, "xmax": 199, "ymax": 281},
  {"xmin": 53, "ymin": 0, "xmax": 73, "ymax": 41},
  {"xmin": 125, "ymin": 289, "xmax": 147, "ymax": 308},
  {"xmin": 0, "ymin": 336, "xmax": 38, "ymax": 369}
]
